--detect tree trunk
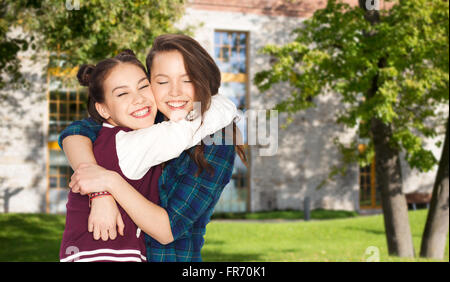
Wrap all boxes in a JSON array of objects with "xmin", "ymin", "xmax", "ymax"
[
  {"xmin": 360, "ymin": 0, "xmax": 415, "ymax": 259},
  {"xmin": 420, "ymin": 117, "xmax": 449, "ymax": 259},
  {"xmin": 371, "ymin": 117, "xmax": 416, "ymax": 257}
]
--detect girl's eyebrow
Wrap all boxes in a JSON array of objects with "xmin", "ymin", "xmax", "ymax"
[
  {"xmin": 112, "ymin": 77, "xmax": 148, "ymax": 93},
  {"xmin": 138, "ymin": 77, "xmax": 148, "ymax": 84},
  {"xmin": 153, "ymin": 74, "xmax": 189, "ymax": 78},
  {"xmin": 112, "ymin": 85, "xmax": 128, "ymax": 93}
]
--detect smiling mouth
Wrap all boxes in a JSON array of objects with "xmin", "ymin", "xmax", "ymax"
[
  {"xmin": 166, "ymin": 101, "xmax": 188, "ymax": 110},
  {"xmin": 131, "ymin": 106, "xmax": 151, "ymax": 118}
]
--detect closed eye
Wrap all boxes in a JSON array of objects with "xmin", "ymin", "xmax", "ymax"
[
  {"xmin": 157, "ymin": 82, "xmax": 168, "ymax": 85},
  {"xmin": 139, "ymin": 84, "xmax": 150, "ymax": 90},
  {"xmin": 117, "ymin": 92, "xmax": 128, "ymax": 97}
]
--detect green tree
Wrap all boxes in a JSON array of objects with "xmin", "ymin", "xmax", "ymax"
[
  {"xmin": 0, "ymin": 1, "xmax": 35, "ymax": 95},
  {"xmin": 421, "ymin": 117, "xmax": 449, "ymax": 259},
  {"xmin": 2, "ymin": 0, "xmax": 189, "ymax": 81},
  {"xmin": 255, "ymin": 0, "xmax": 448, "ymax": 258},
  {"xmin": 0, "ymin": 0, "xmax": 191, "ymax": 178},
  {"xmin": 418, "ymin": 0, "xmax": 449, "ymax": 260}
]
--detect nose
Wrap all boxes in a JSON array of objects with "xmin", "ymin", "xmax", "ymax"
[
  {"xmin": 168, "ymin": 80, "xmax": 182, "ymax": 97},
  {"xmin": 132, "ymin": 90, "xmax": 146, "ymax": 105}
]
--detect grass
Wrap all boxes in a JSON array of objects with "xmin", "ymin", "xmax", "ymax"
[
  {"xmin": 211, "ymin": 209, "xmax": 358, "ymax": 220},
  {"xmin": 203, "ymin": 209, "xmax": 449, "ymax": 262},
  {"xmin": 0, "ymin": 213, "xmax": 66, "ymax": 262},
  {"xmin": 0, "ymin": 210, "xmax": 448, "ymax": 262}
]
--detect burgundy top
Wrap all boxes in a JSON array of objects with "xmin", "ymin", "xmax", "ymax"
[{"xmin": 59, "ymin": 125, "xmax": 162, "ymax": 262}]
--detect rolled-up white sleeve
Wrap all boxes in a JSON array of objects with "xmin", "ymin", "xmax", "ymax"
[
  {"xmin": 116, "ymin": 118, "xmax": 200, "ymax": 180},
  {"xmin": 116, "ymin": 94, "xmax": 238, "ymax": 180},
  {"xmin": 192, "ymin": 94, "xmax": 238, "ymax": 145}
]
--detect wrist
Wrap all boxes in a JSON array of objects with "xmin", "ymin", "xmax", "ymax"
[
  {"xmin": 89, "ymin": 192, "xmax": 112, "ymax": 207},
  {"xmin": 105, "ymin": 170, "xmax": 120, "ymax": 194}
]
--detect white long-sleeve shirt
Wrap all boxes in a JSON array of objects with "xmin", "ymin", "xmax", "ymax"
[{"xmin": 114, "ymin": 94, "xmax": 237, "ymax": 180}]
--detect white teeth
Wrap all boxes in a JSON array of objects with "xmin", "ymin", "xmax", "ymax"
[
  {"xmin": 132, "ymin": 108, "xmax": 149, "ymax": 117},
  {"xmin": 167, "ymin": 101, "xmax": 187, "ymax": 108}
]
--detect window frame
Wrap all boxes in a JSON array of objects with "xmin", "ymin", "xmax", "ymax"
[{"xmin": 214, "ymin": 29, "xmax": 251, "ymax": 212}]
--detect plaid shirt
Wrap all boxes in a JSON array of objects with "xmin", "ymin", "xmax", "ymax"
[{"xmin": 58, "ymin": 114, "xmax": 236, "ymax": 262}]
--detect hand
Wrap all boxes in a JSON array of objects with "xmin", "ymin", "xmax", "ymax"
[
  {"xmin": 89, "ymin": 196, "xmax": 125, "ymax": 241},
  {"xmin": 69, "ymin": 163, "xmax": 117, "ymax": 195}
]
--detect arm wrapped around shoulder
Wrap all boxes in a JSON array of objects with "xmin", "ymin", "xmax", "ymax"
[
  {"xmin": 192, "ymin": 94, "xmax": 238, "ymax": 145},
  {"xmin": 116, "ymin": 117, "xmax": 201, "ymax": 180}
]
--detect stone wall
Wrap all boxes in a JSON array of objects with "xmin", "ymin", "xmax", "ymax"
[
  {"xmin": 0, "ymin": 44, "xmax": 48, "ymax": 213},
  {"xmin": 187, "ymin": 0, "xmax": 361, "ymax": 17}
]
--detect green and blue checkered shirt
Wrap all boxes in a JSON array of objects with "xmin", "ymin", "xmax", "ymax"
[{"xmin": 58, "ymin": 114, "xmax": 236, "ymax": 262}]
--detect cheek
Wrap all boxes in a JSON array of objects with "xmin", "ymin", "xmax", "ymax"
[
  {"xmin": 151, "ymin": 88, "xmax": 168, "ymax": 112},
  {"xmin": 115, "ymin": 102, "xmax": 129, "ymax": 118},
  {"xmin": 144, "ymin": 88, "xmax": 156, "ymax": 105},
  {"xmin": 186, "ymin": 84, "xmax": 195, "ymax": 101},
  {"xmin": 151, "ymin": 86, "xmax": 164, "ymax": 104},
  {"xmin": 104, "ymin": 100, "xmax": 119, "ymax": 116}
]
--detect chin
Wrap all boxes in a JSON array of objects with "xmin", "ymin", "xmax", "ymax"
[{"xmin": 127, "ymin": 118, "xmax": 156, "ymax": 130}]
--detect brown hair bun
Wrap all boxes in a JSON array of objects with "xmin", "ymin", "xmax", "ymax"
[
  {"xmin": 115, "ymin": 49, "xmax": 137, "ymax": 59},
  {"xmin": 77, "ymin": 64, "xmax": 95, "ymax": 86}
]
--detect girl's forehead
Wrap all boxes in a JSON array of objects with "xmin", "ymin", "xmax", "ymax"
[
  {"xmin": 152, "ymin": 51, "xmax": 186, "ymax": 72},
  {"xmin": 106, "ymin": 64, "xmax": 147, "ymax": 86}
]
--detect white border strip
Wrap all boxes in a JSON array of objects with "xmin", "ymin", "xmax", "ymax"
[
  {"xmin": 76, "ymin": 256, "xmax": 143, "ymax": 262},
  {"xmin": 61, "ymin": 248, "xmax": 146, "ymax": 262}
]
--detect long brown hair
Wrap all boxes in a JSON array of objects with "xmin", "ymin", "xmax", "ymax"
[{"xmin": 146, "ymin": 34, "xmax": 247, "ymax": 176}]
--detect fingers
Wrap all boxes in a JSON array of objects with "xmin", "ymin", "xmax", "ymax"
[
  {"xmin": 70, "ymin": 182, "xmax": 81, "ymax": 193},
  {"xmin": 93, "ymin": 224, "xmax": 101, "ymax": 240},
  {"xmin": 93, "ymin": 224, "xmax": 110, "ymax": 241},
  {"xmin": 90, "ymin": 221, "xmax": 117, "ymax": 241},
  {"xmin": 88, "ymin": 219, "xmax": 94, "ymax": 233},
  {"xmin": 117, "ymin": 214, "xmax": 125, "ymax": 236},
  {"xmin": 108, "ymin": 225, "xmax": 117, "ymax": 240},
  {"xmin": 69, "ymin": 173, "xmax": 81, "ymax": 193},
  {"xmin": 69, "ymin": 178, "xmax": 88, "ymax": 195},
  {"xmin": 101, "ymin": 227, "xmax": 109, "ymax": 241}
]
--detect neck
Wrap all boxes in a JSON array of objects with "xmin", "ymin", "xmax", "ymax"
[{"xmin": 106, "ymin": 118, "xmax": 119, "ymax": 127}]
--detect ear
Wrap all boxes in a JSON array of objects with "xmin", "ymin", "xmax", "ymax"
[{"xmin": 95, "ymin": 102, "xmax": 111, "ymax": 120}]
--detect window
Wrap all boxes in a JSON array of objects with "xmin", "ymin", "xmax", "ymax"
[
  {"xmin": 213, "ymin": 31, "xmax": 250, "ymax": 213},
  {"xmin": 358, "ymin": 144, "xmax": 381, "ymax": 209},
  {"xmin": 46, "ymin": 60, "xmax": 88, "ymax": 213}
]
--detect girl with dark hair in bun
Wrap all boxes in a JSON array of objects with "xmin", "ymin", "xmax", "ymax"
[
  {"xmin": 59, "ymin": 50, "xmax": 237, "ymax": 262},
  {"xmin": 60, "ymin": 34, "xmax": 246, "ymax": 262}
]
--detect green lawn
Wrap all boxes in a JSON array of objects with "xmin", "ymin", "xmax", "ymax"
[
  {"xmin": 211, "ymin": 209, "xmax": 358, "ymax": 220},
  {"xmin": 0, "ymin": 210, "xmax": 448, "ymax": 262}
]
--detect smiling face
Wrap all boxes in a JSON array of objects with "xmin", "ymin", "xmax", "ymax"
[
  {"xmin": 150, "ymin": 50, "xmax": 195, "ymax": 119},
  {"xmin": 95, "ymin": 63, "xmax": 157, "ymax": 130}
]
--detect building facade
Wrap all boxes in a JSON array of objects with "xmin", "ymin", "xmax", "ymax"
[{"xmin": 0, "ymin": 0, "xmax": 443, "ymax": 214}]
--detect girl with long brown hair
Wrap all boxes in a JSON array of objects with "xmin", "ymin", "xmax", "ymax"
[{"xmin": 60, "ymin": 34, "xmax": 246, "ymax": 261}]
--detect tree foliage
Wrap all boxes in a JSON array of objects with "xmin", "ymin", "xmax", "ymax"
[
  {"xmin": 255, "ymin": 0, "xmax": 449, "ymax": 172},
  {"xmin": 0, "ymin": 1, "xmax": 35, "ymax": 91},
  {"xmin": 2, "ymin": 0, "xmax": 188, "ymax": 79}
]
